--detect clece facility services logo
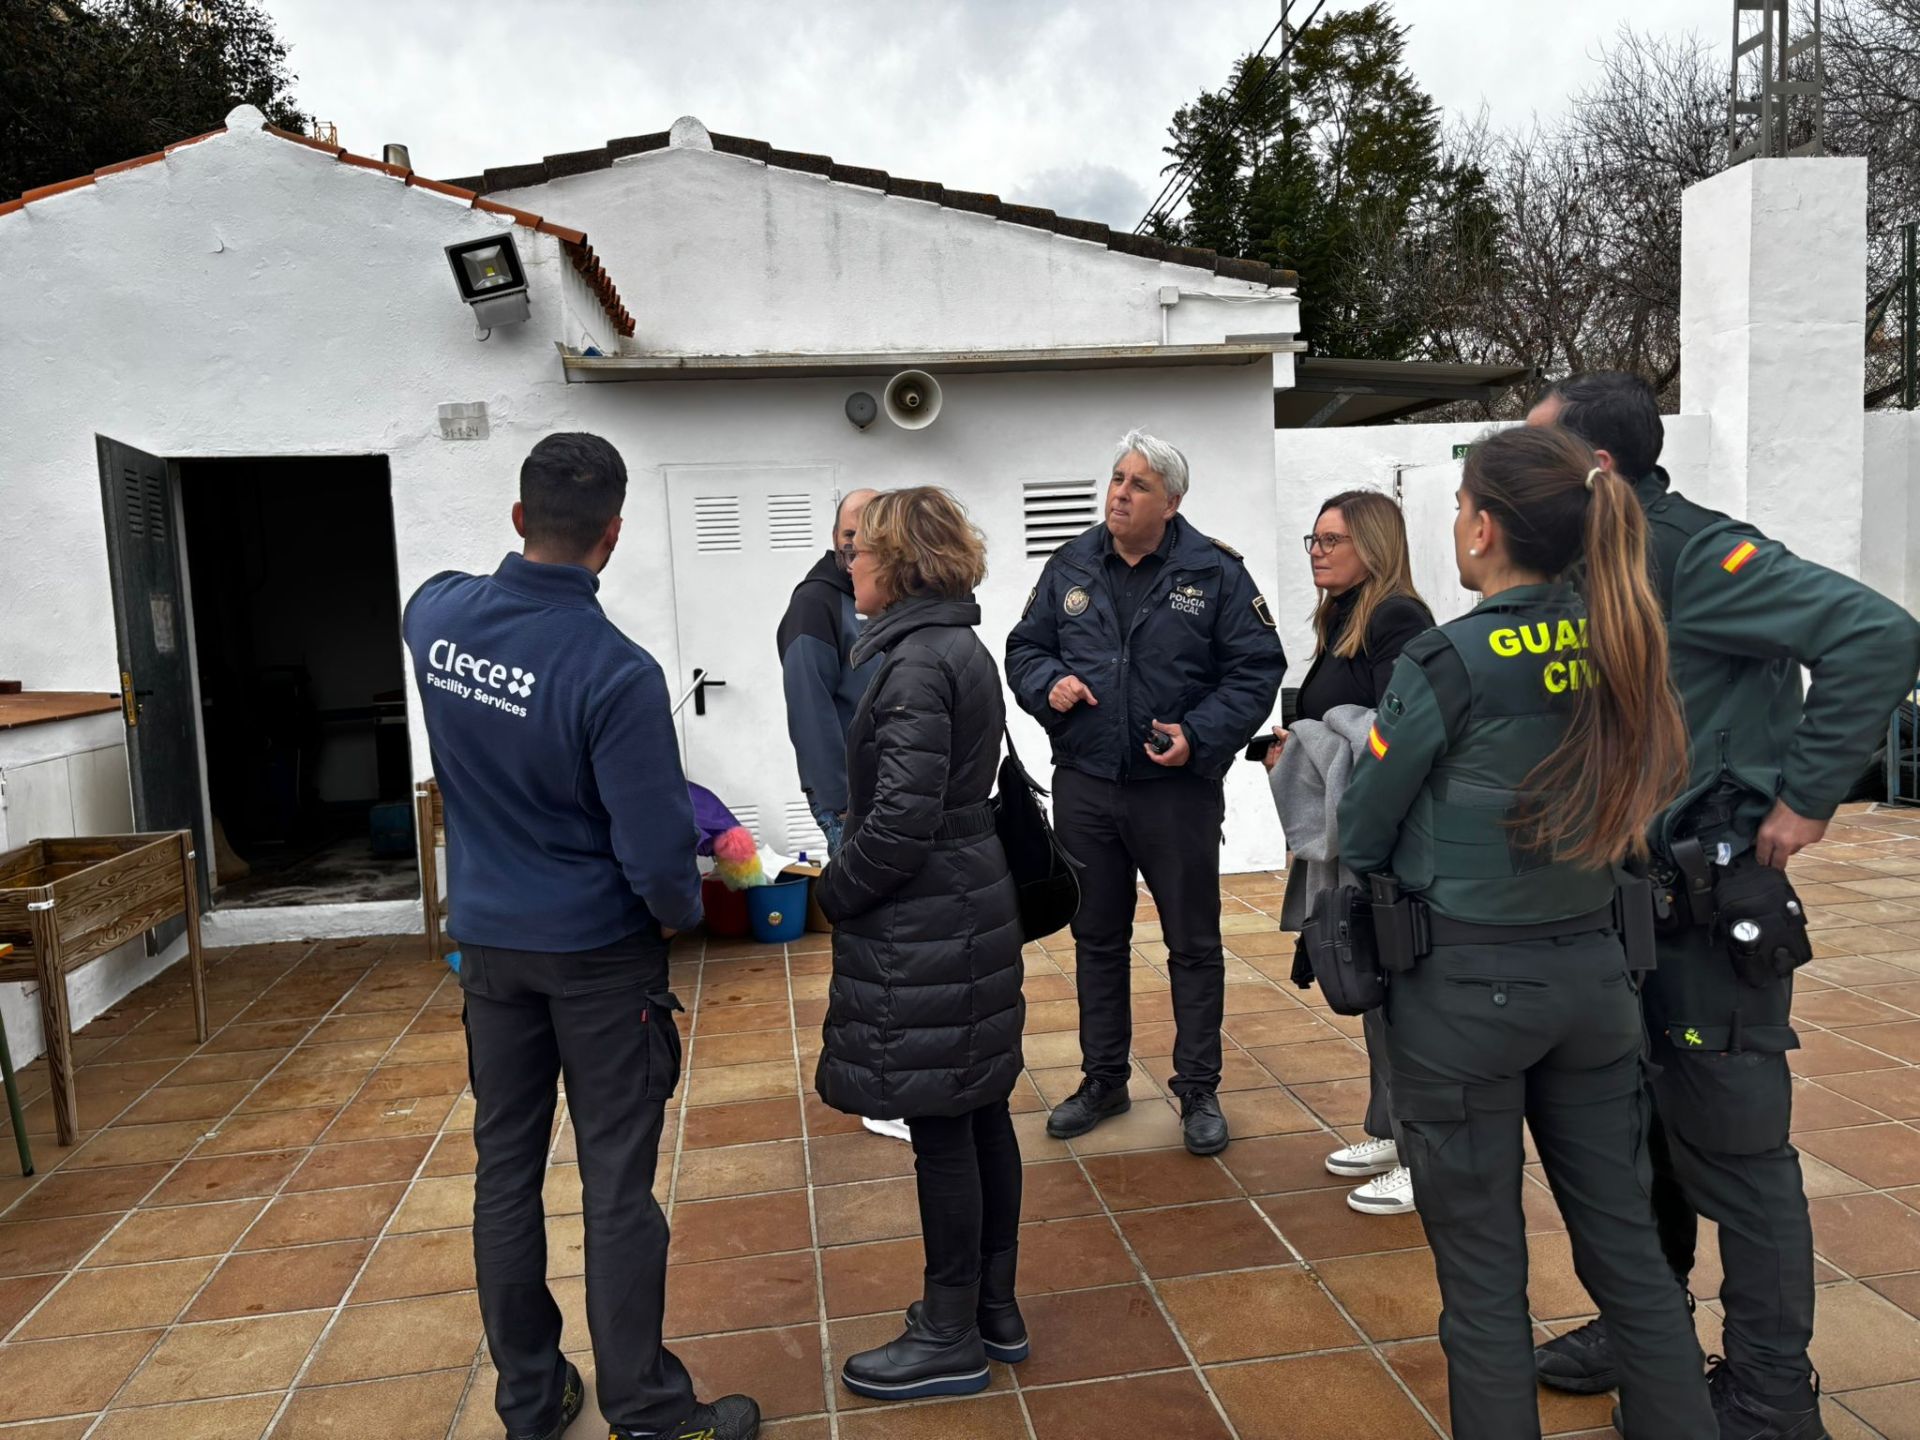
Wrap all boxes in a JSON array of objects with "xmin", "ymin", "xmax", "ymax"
[{"xmin": 424, "ymin": 638, "xmax": 538, "ymax": 718}]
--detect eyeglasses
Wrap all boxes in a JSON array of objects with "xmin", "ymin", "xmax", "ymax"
[
  {"xmin": 1303, "ymin": 532, "xmax": 1350, "ymax": 555},
  {"xmin": 838, "ymin": 543, "xmax": 866, "ymax": 564}
]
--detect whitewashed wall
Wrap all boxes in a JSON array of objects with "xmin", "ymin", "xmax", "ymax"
[{"xmin": 1863, "ymin": 409, "xmax": 1920, "ymax": 611}]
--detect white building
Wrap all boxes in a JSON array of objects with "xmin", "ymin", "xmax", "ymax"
[{"xmin": 0, "ymin": 108, "xmax": 1305, "ymax": 1058}]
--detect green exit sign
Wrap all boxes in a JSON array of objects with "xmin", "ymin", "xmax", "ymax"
[{"xmin": 1451, "ymin": 443, "xmax": 1471, "ymax": 459}]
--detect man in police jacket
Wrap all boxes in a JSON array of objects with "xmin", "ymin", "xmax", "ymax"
[
  {"xmin": 405, "ymin": 434, "xmax": 759, "ymax": 1440},
  {"xmin": 1006, "ymin": 429, "xmax": 1286, "ymax": 1156},
  {"xmin": 1531, "ymin": 375, "xmax": 1920, "ymax": 1440}
]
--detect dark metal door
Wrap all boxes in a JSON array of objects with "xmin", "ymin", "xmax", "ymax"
[{"xmin": 98, "ymin": 437, "xmax": 208, "ymax": 941}]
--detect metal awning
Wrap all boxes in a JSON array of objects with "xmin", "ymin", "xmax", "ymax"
[
  {"xmin": 561, "ymin": 339, "xmax": 1304, "ymax": 383},
  {"xmin": 1276, "ymin": 356, "xmax": 1540, "ymax": 428}
]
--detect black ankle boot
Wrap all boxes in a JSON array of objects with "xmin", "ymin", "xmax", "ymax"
[
  {"xmin": 1708, "ymin": 1357, "xmax": 1830, "ymax": 1440},
  {"xmin": 843, "ymin": 1279, "xmax": 990, "ymax": 1402},
  {"xmin": 905, "ymin": 1246, "xmax": 1029, "ymax": 1364}
]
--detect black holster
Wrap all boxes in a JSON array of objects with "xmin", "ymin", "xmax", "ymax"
[
  {"xmin": 1369, "ymin": 873, "xmax": 1424, "ymax": 975},
  {"xmin": 1712, "ymin": 853, "xmax": 1814, "ymax": 986},
  {"xmin": 1614, "ymin": 873, "xmax": 1658, "ymax": 975},
  {"xmin": 1652, "ymin": 835, "xmax": 1717, "ymax": 935}
]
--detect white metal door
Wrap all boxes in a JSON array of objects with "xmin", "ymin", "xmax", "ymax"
[
  {"xmin": 665, "ymin": 464, "xmax": 841, "ymax": 859},
  {"xmin": 1395, "ymin": 461, "xmax": 1480, "ymax": 625}
]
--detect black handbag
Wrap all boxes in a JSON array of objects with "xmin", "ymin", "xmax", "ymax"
[
  {"xmin": 1301, "ymin": 884, "xmax": 1387, "ymax": 1016},
  {"xmin": 993, "ymin": 727, "xmax": 1083, "ymax": 941}
]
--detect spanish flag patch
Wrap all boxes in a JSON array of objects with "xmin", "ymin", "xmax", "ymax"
[
  {"xmin": 1367, "ymin": 724, "xmax": 1389, "ymax": 760},
  {"xmin": 1722, "ymin": 540, "xmax": 1758, "ymax": 574}
]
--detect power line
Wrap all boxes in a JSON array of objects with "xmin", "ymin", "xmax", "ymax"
[{"xmin": 1134, "ymin": 0, "xmax": 1331, "ymax": 236}]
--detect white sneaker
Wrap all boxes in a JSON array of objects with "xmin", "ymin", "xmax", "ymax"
[
  {"xmin": 1325, "ymin": 1136, "xmax": 1398, "ymax": 1177},
  {"xmin": 1347, "ymin": 1164, "xmax": 1417, "ymax": 1215},
  {"xmin": 861, "ymin": 1116, "xmax": 913, "ymax": 1142}
]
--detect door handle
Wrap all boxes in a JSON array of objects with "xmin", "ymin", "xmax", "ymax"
[{"xmin": 671, "ymin": 669, "xmax": 729, "ymax": 718}]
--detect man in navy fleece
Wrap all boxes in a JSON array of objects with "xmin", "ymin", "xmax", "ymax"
[{"xmin": 405, "ymin": 433, "xmax": 759, "ymax": 1440}]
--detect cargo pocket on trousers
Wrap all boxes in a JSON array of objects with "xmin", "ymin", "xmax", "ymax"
[
  {"xmin": 1391, "ymin": 1076, "xmax": 1480, "ymax": 1225},
  {"xmin": 1652, "ymin": 1048, "xmax": 1791, "ymax": 1157},
  {"xmin": 644, "ymin": 992, "xmax": 686, "ymax": 1102}
]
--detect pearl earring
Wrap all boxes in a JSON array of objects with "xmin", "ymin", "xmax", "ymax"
[{"xmin": 1468, "ymin": 547, "xmax": 1479, "ymax": 557}]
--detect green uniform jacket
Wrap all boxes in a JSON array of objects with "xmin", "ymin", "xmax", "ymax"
[
  {"xmin": 1636, "ymin": 469, "xmax": 1920, "ymax": 853},
  {"xmin": 1338, "ymin": 583, "xmax": 1616, "ymax": 924}
]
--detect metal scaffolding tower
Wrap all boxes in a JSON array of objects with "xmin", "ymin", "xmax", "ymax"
[{"xmin": 1728, "ymin": 0, "xmax": 1825, "ymax": 164}]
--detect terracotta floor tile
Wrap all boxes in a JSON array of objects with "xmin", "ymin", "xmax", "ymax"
[
  {"xmin": 1819, "ymin": 1066, "xmax": 1920, "ymax": 1120},
  {"xmin": 422, "ymin": 1129, "xmax": 478, "ymax": 1178},
  {"xmin": 681, "ymin": 1059, "xmax": 800, "ymax": 1109},
  {"xmin": 1869, "ymin": 1270, "xmax": 1920, "ymax": 1320},
  {"xmin": 388, "ymin": 1175, "xmax": 474, "ymax": 1234},
  {"xmin": 1250, "ymin": 1038, "xmax": 1371, "ymax": 1085},
  {"xmin": 680, "ymin": 1097, "xmax": 805, "ymax": 1150},
  {"xmin": 1116, "ymin": 1199, "xmax": 1290, "ymax": 1279},
  {"xmin": 235, "ymin": 1070, "xmax": 365, "ymax": 1115},
  {"xmin": 665, "ymin": 1248, "xmax": 818, "ymax": 1336},
  {"xmin": 1807, "ymin": 1281, "xmax": 1920, "ymax": 1390},
  {"xmin": 61, "ymin": 1121, "xmax": 205, "ymax": 1170},
  {"xmin": 146, "ymin": 1151, "xmax": 302, "ymax": 1208},
  {"xmin": 85, "ymin": 1200, "xmax": 265, "ymax": 1267},
  {"xmin": 1809, "ymin": 1191, "xmax": 1920, "ymax": 1277},
  {"xmin": 283, "ymin": 1137, "xmax": 432, "ymax": 1193},
  {"xmin": 1018, "ymin": 1214, "xmax": 1139, "ymax": 1294},
  {"xmin": 351, "ymin": 1229, "xmax": 476, "ymax": 1303},
  {"xmin": 825, "ymin": 1309, "xmax": 1017, "ymax": 1413},
  {"xmin": 1161, "ymin": 1264, "xmax": 1357, "ymax": 1363},
  {"xmin": 120, "ymin": 1311, "xmax": 325, "ymax": 1405},
  {"xmin": 689, "ymin": 1029, "xmax": 796, "ymax": 1068},
  {"xmin": 674, "ymin": 1323, "xmax": 825, "ymax": 1422},
  {"xmin": 1221, "ymin": 1132, "xmax": 1352, "ymax": 1197},
  {"xmin": 1020, "ymin": 1160, "xmax": 1102, "ymax": 1221},
  {"xmin": 0, "ymin": 1214, "xmax": 120, "ymax": 1276},
  {"xmin": 1791, "ymin": 1080, "xmax": 1892, "ymax": 1133},
  {"xmin": 1798, "ymin": 1124, "xmax": 1920, "ymax": 1189},
  {"xmin": 1316, "ymin": 1247, "xmax": 1445, "ymax": 1342},
  {"xmin": 1224, "ymin": 1008, "xmax": 1340, "ymax": 1049},
  {"xmin": 238, "ymin": 1183, "xmax": 407, "ymax": 1250},
  {"xmin": 320, "ymin": 1091, "xmax": 457, "ymax": 1144},
  {"xmin": 117, "ymin": 1080, "xmax": 253, "ymax": 1127},
  {"xmin": 303, "ymin": 1290, "xmax": 482, "ymax": 1384},
  {"xmin": 1066, "ymin": 1098, "xmax": 1187, "ymax": 1156},
  {"xmin": 835, "ymin": 1394, "xmax": 1025, "ymax": 1439},
  {"xmin": 358, "ymin": 1060, "xmax": 472, "ymax": 1101},
  {"xmin": 1209, "ymin": 1350, "xmax": 1434, "ymax": 1440},
  {"xmin": 1384, "ymin": 1334, "xmax": 1616, "ymax": 1438},
  {"xmin": 667, "ymin": 1190, "xmax": 816, "ymax": 1266},
  {"xmin": 674, "ymin": 1140, "xmax": 807, "ymax": 1200},
  {"xmin": 1221, "ymin": 1086, "xmax": 1325, "ymax": 1138},
  {"xmin": 542, "ymin": 1163, "xmax": 583, "ymax": 1216},
  {"xmin": 803, "ymin": 1093, "xmax": 866, "ymax": 1138},
  {"xmin": 1025, "ymin": 1370, "xmax": 1232, "ymax": 1440},
  {"xmin": 1837, "ymin": 1380, "xmax": 1920, "ymax": 1440},
  {"xmin": 272, "ymin": 1369, "xmax": 466, "ymax": 1438},
  {"xmin": 1791, "ymin": 1030, "xmax": 1904, "ymax": 1077},
  {"xmin": 0, "ymin": 1272, "xmax": 61, "ymax": 1333},
  {"xmin": 1288, "ymin": 1078, "xmax": 1372, "ymax": 1128},
  {"xmin": 89, "ymin": 1394, "xmax": 281, "ymax": 1440},
  {"xmin": 813, "ymin": 1177, "xmax": 921, "ymax": 1248},
  {"xmin": 1258, "ymin": 1186, "xmax": 1428, "ymax": 1259},
  {"xmin": 1016, "ymin": 1283, "xmax": 1185, "ymax": 1385},
  {"xmin": 1083, "ymin": 1149, "xmax": 1242, "ymax": 1211},
  {"xmin": 0, "ymin": 1329, "xmax": 160, "ymax": 1422},
  {"xmin": 197, "ymin": 1020, "xmax": 310, "ymax": 1056},
  {"xmin": 1525, "ymin": 1231, "xmax": 1599, "ymax": 1323},
  {"xmin": 184, "ymin": 1239, "xmax": 372, "ymax": 1321},
  {"xmin": 807, "ymin": 1131, "xmax": 918, "ymax": 1186},
  {"xmin": 691, "ymin": 999, "xmax": 791, "ymax": 1036},
  {"xmin": 819, "ymin": 1236, "xmax": 922, "ymax": 1319},
  {"xmin": 275, "ymin": 1040, "xmax": 389, "ymax": 1077},
  {"xmin": 16, "ymin": 1256, "xmax": 215, "ymax": 1339},
  {"xmin": 1, "ymin": 1164, "xmax": 169, "ymax": 1223}
]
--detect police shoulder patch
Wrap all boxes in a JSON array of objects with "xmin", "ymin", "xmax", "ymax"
[
  {"xmin": 1251, "ymin": 594, "xmax": 1276, "ymax": 629},
  {"xmin": 1022, "ymin": 585, "xmax": 1037, "ymax": 618},
  {"xmin": 1210, "ymin": 537, "xmax": 1243, "ymax": 560}
]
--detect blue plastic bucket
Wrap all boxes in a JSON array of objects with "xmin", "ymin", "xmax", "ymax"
[{"xmin": 746, "ymin": 878, "xmax": 809, "ymax": 944}]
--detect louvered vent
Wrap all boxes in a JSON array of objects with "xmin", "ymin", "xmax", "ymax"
[
  {"xmin": 767, "ymin": 494, "xmax": 814, "ymax": 551},
  {"xmin": 1022, "ymin": 479, "xmax": 1098, "ymax": 558},
  {"xmin": 729, "ymin": 804, "xmax": 761, "ymax": 837},
  {"xmin": 783, "ymin": 800, "xmax": 828, "ymax": 860},
  {"xmin": 693, "ymin": 495, "xmax": 743, "ymax": 553}
]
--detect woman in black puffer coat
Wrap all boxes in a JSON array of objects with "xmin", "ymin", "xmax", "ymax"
[{"xmin": 813, "ymin": 486, "xmax": 1026, "ymax": 1404}]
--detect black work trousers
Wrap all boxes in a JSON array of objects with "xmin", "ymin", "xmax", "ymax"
[
  {"xmin": 1385, "ymin": 932, "xmax": 1713, "ymax": 1440},
  {"xmin": 1052, "ymin": 766, "xmax": 1226, "ymax": 1096},
  {"xmin": 459, "ymin": 932, "xmax": 693, "ymax": 1436},
  {"xmin": 907, "ymin": 1100, "xmax": 1024, "ymax": 1286},
  {"xmin": 1642, "ymin": 924, "xmax": 1815, "ymax": 1397}
]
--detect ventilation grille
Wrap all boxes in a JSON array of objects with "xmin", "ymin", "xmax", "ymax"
[
  {"xmin": 783, "ymin": 800, "xmax": 828, "ymax": 861},
  {"xmin": 728, "ymin": 804, "xmax": 761, "ymax": 838},
  {"xmin": 1022, "ymin": 478, "xmax": 1098, "ymax": 559},
  {"xmin": 694, "ymin": 495, "xmax": 743, "ymax": 553},
  {"xmin": 767, "ymin": 494, "xmax": 814, "ymax": 551},
  {"xmin": 123, "ymin": 467, "xmax": 166, "ymax": 544}
]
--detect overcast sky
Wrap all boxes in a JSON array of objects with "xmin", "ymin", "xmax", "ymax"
[{"xmin": 259, "ymin": 0, "xmax": 1734, "ymax": 230}]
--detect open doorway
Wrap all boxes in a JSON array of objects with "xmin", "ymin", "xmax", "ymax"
[{"xmin": 177, "ymin": 457, "xmax": 418, "ymax": 908}]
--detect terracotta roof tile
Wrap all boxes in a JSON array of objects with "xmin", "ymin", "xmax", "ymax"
[
  {"xmin": 452, "ymin": 125, "xmax": 1297, "ymax": 288},
  {"xmin": 21, "ymin": 174, "xmax": 95, "ymax": 204},
  {"xmin": 2, "ymin": 120, "xmax": 635, "ymax": 340}
]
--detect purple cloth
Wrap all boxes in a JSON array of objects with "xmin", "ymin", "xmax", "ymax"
[{"xmin": 688, "ymin": 783, "xmax": 741, "ymax": 856}]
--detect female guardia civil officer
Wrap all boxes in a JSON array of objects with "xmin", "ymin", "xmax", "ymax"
[{"xmin": 1336, "ymin": 425, "xmax": 1713, "ymax": 1440}]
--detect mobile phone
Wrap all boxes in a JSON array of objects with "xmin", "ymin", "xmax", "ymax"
[{"xmin": 1244, "ymin": 733, "xmax": 1278, "ymax": 763}]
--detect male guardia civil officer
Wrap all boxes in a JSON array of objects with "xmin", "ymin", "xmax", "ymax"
[
  {"xmin": 405, "ymin": 433, "xmax": 760, "ymax": 1440},
  {"xmin": 1530, "ymin": 374, "xmax": 1920, "ymax": 1440},
  {"xmin": 1006, "ymin": 428, "xmax": 1286, "ymax": 1156}
]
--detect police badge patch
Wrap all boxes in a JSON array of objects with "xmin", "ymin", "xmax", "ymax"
[
  {"xmin": 1064, "ymin": 587, "xmax": 1091, "ymax": 617},
  {"xmin": 1023, "ymin": 585, "xmax": 1037, "ymax": 618},
  {"xmin": 1252, "ymin": 595, "xmax": 1276, "ymax": 629}
]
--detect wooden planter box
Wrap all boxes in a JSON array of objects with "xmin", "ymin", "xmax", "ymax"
[{"xmin": 0, "ymin": 832, "xmax": 205, "ymax": 1145}]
